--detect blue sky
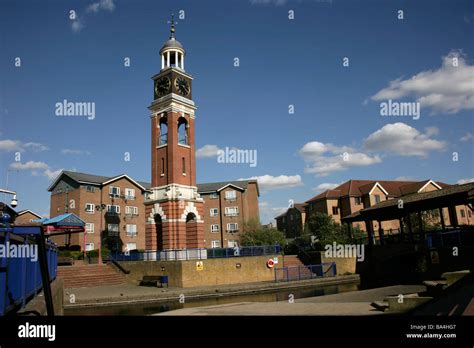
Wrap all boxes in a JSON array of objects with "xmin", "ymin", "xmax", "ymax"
[{"xmin": 1, "ymin": 0, "xmax": 473, "ymax": 223}]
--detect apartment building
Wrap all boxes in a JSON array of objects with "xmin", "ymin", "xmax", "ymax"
[
  {"xmin": 275, "ymin": 203, "xmax": 306, "ymax": 239},
  {"xmin": 303, "ymin": 179, "xmax": 472, "ymax": 233},
  {"xmin": 48, "ymin": 171, "xmax": 260, "ymax": 251},
  {"xmin": 48, "ymin": 171, "xmax": 149, "ymax": 252},
  {"xmin": 197, "ymin": 180, "xmax": 260, "ymax": 249}
]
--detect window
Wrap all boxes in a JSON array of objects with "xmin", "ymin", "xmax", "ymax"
[
  {"xmin": 107, "ymin": 205, "xmax": 120, "ymax": 214},
  {"xmin": 108, "ymin": 223, "xmax": 119, "ymax": 236},
  {"xmin": 461, "ymin": 209, "xmax": 466, "ymax": 218},
  {"xmin": 85, "ymin": 243, "xmax": 95, "ymax": 251},
  {"xmin": 86, "ymin": 223, "xmax": 94, "ymax": 234},
  {"xmin": 161, "ymin": 158, "xmax": 165, "ymax": 175},
  {"xmin": 332, "ymin": 207, "xmax": 339, "ymax": 215},
  {"xmin": 211, "ymin": 240, "xmax": 221, "ymax": 248},
  {"xmin": 85, "ymin": 203, "xmax": 95, "ymax": 214},
  {"xmin": 355, "ymin": 197, "xmax": 362, "ymax": 205},
  {"xmin": 211, "ymin": 224, "xmax": 219, "ymax": 233},
  {"xmin": 125, "ymin": 206, "xmax": 138, "ymax": 216},
  {"xmin": 109, "ymin": 186, "xmax": 120, "ymax": 197},
  {"xmin": 290, "ymin": 214, "xmax": 294, "ymax": 221},
  {"xmin": 227, "ymin": 223, "xmax": 238, "ymax": 233},
  {"xmin": 374, "ymin": 195, "xmax": 381, "ymax": 204},
  {"xmin": 124, "ymin": 188, "xmax": 135, "ymax": 200},
  {"xmin": 210, "ymin": 193, "xmax": 218, "ymax": 199},
  {"xmin": 228, "ymin": 240, "xmax": 238, "ymax": 248},
  {"xmin": 178, "ymin": 118, "xmax": 188, "ymax": 145},
  {"xmin": 159, "ymin": 118, "xmax": 168, "ymax": 145},
  {"xmin": 225, "ymin": 190, "xmax": 237, "ymax": 201},
  {"xmin": 210, "ymin": 208, "xmax": 218, "ymax": 217},
  {"xmin": 225, "ymin": 207, "xmax": 239, "ymax": 217},
  {"xmin": 126, "ymin": 224, "xmax": 137, "ymax": 236},
  {"xmin": 85, "ymin": 185, "xmax": 95, "ymax": 193},
  {"xmin": 125, "ymin": 243, "xmax": 137, "ymax": 252},
  {"xmin": 182, "ymin": 157, "xmax": 186, "ymax": 175}
]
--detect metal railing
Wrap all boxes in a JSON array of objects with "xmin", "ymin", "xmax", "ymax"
[
  {"xmin": 110, "ymin": 245, "xmax": 282, "ymax": 262},
  {"xmin": 274, "ymin": 262, "xmax": 337, "ymax": 282},
  {"xmin": 0, "ymin": 229, "xmax": 58, "ymax": 315}
]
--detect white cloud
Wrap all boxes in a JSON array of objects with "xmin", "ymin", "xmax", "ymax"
[
  {"xmin": 371, "ymin": 50, "xmax": 474, "ymax": 114},
  {"xmin": 44, "ymin": 168, "xmax": 63, "ymax": 180},
  {"xmin": 0, "ymin": 140, "xmax": 22, "ymax": 152},
  {"xmin": 87, "ymin": 0, "xmax": 116, "ymax": 13},
  {"xmin": 394, "ymin": 176, "xmax": 417, "ymax": 181},
  {"xmin": 71, "ymin": 19, "xmax": 84, "ymax": 33},
  {"xmin": 461, "ymin": 132, "xmax": 474, "ymax": 142},
  {"xmin": 457, "ymin": 178, "xmax": 474, "ymax": 185},
  {"xmin": 10, "ymin": 161, "xmax": 49, "ymax": 170},
  {"xmin": 0, "ymin": 139, "xmax": 48, "ymax": 152},
  {"xmin": 239, "ymin": 174, "xmax": 303, "ymax": 191},
  {"xmin": 10, "ymin": 161, "xmax": 62, "ymax": 180},
  {"xmin": 249, "ymin": 0, "xmax": 287, "ymax": 6},
  {"xmin": 61, "ymin": 149, "xmax": 91, "ymax": 155},
  {"xmin": 364, "ymin": 122, "xmax": 447, "ymax": 157},
  {"xmin": 313, "ymin": 182, "xmax": 340, "ymax": 192},
  {"xmin": 196, "ymin": 145, "xmax": 223, "ymax": 158},
  {"xmin": 299, "ymin": 141, "xmax": 381, "ymax": 177}
]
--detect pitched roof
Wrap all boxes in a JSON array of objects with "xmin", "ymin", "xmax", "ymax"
[
  {"xmin": 196, "ymin": 180, "xmax": 258, "ymax": 194},
  {"xmin": 48, "ymin": 171, "xmax": 257, "ymax": 195},
  {"xmin": 293, "ymin": 203, "xmax": 306, "ymax": 213},
  {"xmin": 17, "ymin": 210, "xmax": 42, "ymax": 219},
  {"xmin": 305, "ymin": 179, "xmax": 451, "ymax": 203},
  {"xmin": 48, "ymin": 171, "xmax": 150, "ymax": 192}
]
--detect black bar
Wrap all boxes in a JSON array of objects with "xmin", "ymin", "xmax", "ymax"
[{"xmin": 35, "ymin": 228, "xmax": 54, "ymax": 316}]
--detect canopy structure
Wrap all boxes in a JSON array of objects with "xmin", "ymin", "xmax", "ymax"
[
  {"xmin": 341, "ymin": 182, "xmax": 474, "ymax": 245},
  {"xmin": 29, "ymin": 213, "xmax": 85, "ymax": 236}
]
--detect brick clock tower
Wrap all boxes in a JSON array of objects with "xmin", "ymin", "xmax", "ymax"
[{"xmin": 144, "ymin": 18, "xmax": 205, "ymax": 251}]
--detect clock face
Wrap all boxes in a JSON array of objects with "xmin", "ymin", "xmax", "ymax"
[
  {"xmin": 155, "ymin": 76, "xmax": 171, "ymax": 97},
  {"xmin": 174, "ymin": 77, "xmax": 190, "ymax": 96}
]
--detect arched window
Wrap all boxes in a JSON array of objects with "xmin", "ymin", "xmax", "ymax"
[
  {"xmin": 159, "ymin": 117, "xmax": 168, "ymax": 145},
  {"xmin": 178, "ymin": 117, "xmax": 188, "ymax": 145}
]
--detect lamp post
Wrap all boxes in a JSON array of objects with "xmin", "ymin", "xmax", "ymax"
[{"xmin": 0, "ymin": 189, "xmax": 18, "ymax": 208}]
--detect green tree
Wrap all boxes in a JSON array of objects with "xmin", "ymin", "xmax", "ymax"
[
  {"xmin": 305, "ymin": 212, "xmax": 351, "ymax": 249},
  {"xmin": 239, "ymin": 218, "xmax": 286, "ymax": 246}
]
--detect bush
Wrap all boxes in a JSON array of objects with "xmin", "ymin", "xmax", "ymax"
[
  {"xmin": 86, "ymin": 247, "xmax": 110, "ymax": 258},
  {"xmin": 58, "ymin": 250, "xmax": 71, "ymax": 257}
]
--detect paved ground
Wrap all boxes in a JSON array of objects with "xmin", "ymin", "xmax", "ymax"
[
  {"xmin": 157, "ymin": 285, "xmax": 426, "ymax": 316},
  {"xmin": 64, "ymin": 275, "xmax": 360, "ymax": 307}
]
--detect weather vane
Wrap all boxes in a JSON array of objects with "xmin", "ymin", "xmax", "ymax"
[{"xmin": 168, "ymin": 14, "xmax": 176, "ymax": 39}]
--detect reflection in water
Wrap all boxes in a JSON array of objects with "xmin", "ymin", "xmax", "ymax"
[{"xmin": 65, "ymin": 282, "xmax": 359, "ymax": 316}]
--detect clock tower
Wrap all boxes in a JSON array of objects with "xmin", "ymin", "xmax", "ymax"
[{"xmin": 144, "ymin": 17, "xmax": 205, "ymax": 251}]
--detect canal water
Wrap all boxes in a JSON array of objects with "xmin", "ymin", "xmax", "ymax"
[{"xmin": 65, "ymin": 282, "xmax": 359, "ymax": 316}]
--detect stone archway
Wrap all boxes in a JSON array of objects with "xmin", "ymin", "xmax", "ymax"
[{"xmin": 185, "ymin": 212, "xmax": 198, "ymax": 249}]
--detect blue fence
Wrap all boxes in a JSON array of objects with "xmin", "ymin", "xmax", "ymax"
[
  {"xmin": 110, "ymin": 245, "xmax": 282, "ymax": 262},
  {"xmin": 0, "ymin": 228, "xmax": 58, "ymax": 316},
  {"xmin": 274, "ymin": 262, "xmax": 337, "ymax": 282}
]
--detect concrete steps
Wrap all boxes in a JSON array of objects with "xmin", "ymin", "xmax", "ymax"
[{"xmin": 57, "ymin": 264, "xmax": 126, "ymax": 289}]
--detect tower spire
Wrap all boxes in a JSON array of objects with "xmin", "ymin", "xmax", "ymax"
[{"xmin": 169, "ymin": 14, "xmax": 176, "ymax": 39}]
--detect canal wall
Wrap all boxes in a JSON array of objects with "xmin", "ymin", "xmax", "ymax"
[
  {"xmin": 18, "ymin": 278, "xmax": 64, "ymax": 315},
  {"xmin": 118, "ymin": 254, "xmax": 280, "ymax": 288}
]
